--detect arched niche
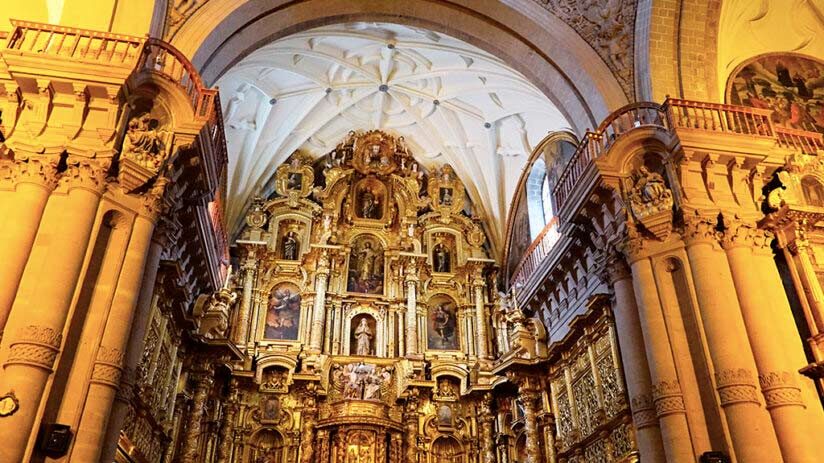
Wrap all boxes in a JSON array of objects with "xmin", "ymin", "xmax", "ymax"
[
  {"xmin": 430, "ymin": 435, "xmax": 465, "ymax": 463},
  {"xmin": 343, "ymin": 306, "xmax": 386, "ymax": 358},
  {"xmin": 266, "ymin": 210, "xmax": 312, "ymax": 259},
  {"xmin": 246, "ymin": 428, "xmax": 286, "ymax": 463}
]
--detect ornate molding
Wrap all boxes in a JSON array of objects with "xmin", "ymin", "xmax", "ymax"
[
  {"xmin": 91, "ymin": 345, "xmax": 126, "ymax": 388},
  {"xmin": 650, "ymin": 380, "xmax": 686, "ymax": 417},
  {"xmin": 715, "ymin": 368, "xmax": 760, "ymax": 406},
  {"xmin": 758, "ymin": 371, "xmax": 804, "ymax": 409},
  {"xmin": 59, "ymin": 158, "xmax": 110, "ymax": 193},
  {"xmin": 681, "ymin": 212, "xmax": 720, "ymax": 246},
  {"xmin": 629, "ymin": 393, "xmax": 657, "ymax": 429},
  {"xmin": 0, "ymin": 156, "xmax": 60, "ymax": 191},
  {"xmin": 5, "ymin": 325, "xmax": 63, "ymax": 371}
]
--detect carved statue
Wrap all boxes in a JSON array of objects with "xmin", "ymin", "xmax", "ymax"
[
  {"xmin": 123, "ymin": 113, "xmax": 167, "ymax": 171},
  {"xmin": 282, "ymin": 232, "xmax": 299, "ymax": 260},
  {"xmin": 433, "ymin": 244, "xmax": 451, "ymax": 273},
  {"xmin": 262, "ymin": 369, "xmax": 287, "ymax": 391},
  {"xmin": 359, "ymin": 187, "xmax": 381, "ymax": 219},
  {"xmin": 435, "ymin": 378, "xmax": 457, "ymax": 400},
  {"xmin": 355, "ymin": 318, "xmax": 373, "ymax": 356},
  {"xmin": 632, "ymin": 166, "xmax": 669, "ymax": 204}
]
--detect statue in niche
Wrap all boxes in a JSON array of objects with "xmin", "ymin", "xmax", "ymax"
[
  {"xmin": 632, "ymin": 166, "xmax": 669, "ymax": 205},
  {"xmin": 434, "ymin": 378, "xmax": 457, "ymax": 400},
  {"xmin": 281, "ymin": 232, "xmax": 299, "ymax": 260},
  {"xmin": 358, "ymin": 186, "xmax": 382, "ymax": 219},
  {"xmin": 262, "ymin": 369, "xmax": 287, "ymax": 392},
  {"xmin": 428, "ymin": 299, "xmax": 459, "ymax": 350},
  {"xmin": 333, "ymin": 362, "xmax": 393, "ymax": 401},
  {"xmin": 347, "ymin": 237, "xmax": 384, "ymax": 294},
  {"xmin": 439, "ymin": 187, "xmax": 454, "ymax": 206},
  {"xmin": 123, "ymin": 113, "xmax": 168, "ymax": 171},
  {"xmin": 255, "ymin": 448, "xmax": 279, "ymax": 463},
  {"xmin": 433, "ymin": 243, "xmax": 451, "ymax": 273},
  {"xmin": 354, "ymin": 318, "xmax": 374, "ymax": 356}
]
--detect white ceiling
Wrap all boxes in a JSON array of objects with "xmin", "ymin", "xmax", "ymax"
[{"xmin": 217, "ymin": 22, "xmax": 570, "ymax": 253}]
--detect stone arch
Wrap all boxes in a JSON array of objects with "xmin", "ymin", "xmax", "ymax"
[{"xmin": 167, "ymin": 0, "xmax": 629, "ymax": 134}]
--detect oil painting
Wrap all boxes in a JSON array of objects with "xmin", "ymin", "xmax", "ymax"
[{"xmin": 264, "ymin": 283, "xmax": 301, "ymax": 340}]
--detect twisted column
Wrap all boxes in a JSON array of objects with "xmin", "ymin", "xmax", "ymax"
[
  {"xmin": 520, "ymin": 384, "xmax": 542, "ymax": 463},
  {"xmin": 606, "ymin": 252, "xmax": 666, "ymax": 462},
  {"xmin": 179, "ymin": 369, "xmax": 214, "ymax": 461},
  {"xmin": 404, "ymin": 392, "xmax": 419, "ymax": 463},
  {"xmin": 479, "ymin": 394, "xmax": 496, "ymax": 463},
  {"xmin": 0, "ymin": 159, "xmax": 107, "ymax": 462},
  {"xmin": 309, "ymin": 252, "xmax": 330, "ymax": 351},
  {"xmin": 682, "ymin": 214, "xmax": 782, "ymax": 462}
]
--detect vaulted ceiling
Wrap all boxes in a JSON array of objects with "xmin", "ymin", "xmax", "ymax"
[{"xmin": 217, "ymin": 22, "xmax": 571, "ymax": 254}]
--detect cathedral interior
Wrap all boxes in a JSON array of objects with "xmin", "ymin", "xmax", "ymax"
[{"xmin": 1, "ymin": 1, "xmax": 824, "ymax": 462}]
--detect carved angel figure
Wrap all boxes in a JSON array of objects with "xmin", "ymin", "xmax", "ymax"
[{"xmin": 632, "ymin": 166, "xmax": 669, "ymax": 204}]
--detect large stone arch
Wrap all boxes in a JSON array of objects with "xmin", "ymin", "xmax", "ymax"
[{"xmin": 164, "ymin": 0, "xmax": 629, "ymax": 134}]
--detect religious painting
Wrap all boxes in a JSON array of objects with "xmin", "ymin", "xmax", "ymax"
[
  {"xmin": 728, "ymin": 53, "xmax": 824, "ymax": 132},
  {"xmin": 437, "ymin": 404, "xmax": 454, "ymax": 428},
  {"xmin": 439, "ymin": 187, "xmax": 454, "ymax": 206},
  {"xmin": 264, "ymin": 283, "xmax": 301, "ymax": 340},
  {"xmin": 802, "ymin": 176, "xmax": 824, "ymax": 207},
  {"xmin": 261, "ymin": 397, "xmax": 280, "ymax": 423},
  {"xmin": 286, "ymin": 172, "xmax": 303, "ymax": 190},
  {"xmin": 431, "ymin": 234, "xmax": 455, "ymax": 273},
  {"xmin": 349, "ymin": 313, "xmax": 377, "ymax": 356},
  {"xmin": 427, "ymin": 295, "xmax": 459, "ymax": 350},
  {"xmin": 347, "ymin": 235, "xmax": 384, "ymax": 294},
  {"xmin": 355, "ymin": 180, "xmax": 386, "ymax": 220}
]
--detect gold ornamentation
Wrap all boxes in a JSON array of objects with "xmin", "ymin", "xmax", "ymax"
[
  {"xmin": 274, "ymin": 152, "xmax": 315, "ymax": 200},
  {"xmin": 715, "ymin": 368, "xmax": 760, "ymax": 406},
  {"xmin": 5, "ymin": 325, "xmax": 63, "ymax": 371},
  {"xmin": 426, "ymin": 164, "xmax": 466, "ymax": 219}
]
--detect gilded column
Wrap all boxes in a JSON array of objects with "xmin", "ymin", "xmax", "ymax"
[
  {"xmin": 479, "ymin": 394, "xmax": 496, "ymax": 463},
  {"xmin": 722, "ymin": 221, "xmax": 818, "ymax": 461},
  {"xmin": 405, "ymin": 261, "xmax": 420, "ymax": 357},
  {"xmin": 72, "ymin": 183, "xmax": 164, "ymax": 461},
  {"xmin": 309, "ymin": 251, "xmax": 330, "ymax": 351},
  {"xmin": 606, "ymin": 252, "xmax": 666, "ymax": 463},
  {"xmin": 518, "ymin": 380, "xmax": 542, "ymax": 463},
  {"xmin": 233, "ymin": 258, "xmax": 256, "ymax": 345},
  {"xmin": 404, "ymin": 392, "xmax": 419, "ymax": 463},
  {"xmin": 179, "ymin": 367, "xmax": 214, "ymax": 461},
  {"xmin": 0, "ymin": 158, "xmax": 108, "ymax": 462},
  {"xmin": 216, "ymin": 381, "xmax": 239, "ymax": 463},
  {"xmin": 0, "ymin": 154, "xmax": 59, "ymax": 335},
  {"xmin": 623, "ymin": 235, "xmax": 694, "ymax": 462},
  {"xmin": 473, "ymin": 275, "xmax": 490, "ymax": 359},
  {"xmin": 682, "ymin": 213, "xmax": 782, "ymax": 462}
]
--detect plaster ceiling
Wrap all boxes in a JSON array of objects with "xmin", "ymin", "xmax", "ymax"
[{"xmin": 217, "ymin": 22, "xmax": 571, "ymax": 252}]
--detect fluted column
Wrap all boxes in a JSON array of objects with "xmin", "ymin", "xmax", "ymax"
[
  {"xmin": 786, "ymin": 237, "xmax": 824, "ymax": 349},
  {"xmin": 722, "ymin": 221, "xmax": 819, "ymax": 461},
  {"xmin": 473, "ymin": 276, "xmax": 490, "ymax": 359},
  {"xmin": 309, "ymin": 251, "xmax": 330, "ymax": 351},
  {"xmin": 606, "ymin": 253, "xmax": 666, "ymax": 462},
  {"xmin": 0, "ymin": 155, "xmax": 59, "ymax": 335},
  {"xmin": 405, "ymin": 261, "xmax": 420, "ymax": 357},
  {"xmin": 216, "ymin": 382, "xmax": 239, "ymax": 463},
  {"xmin": 0, "ymin": 158, "xmax": 108, "ymax": 462},
  {"xmin": 682, "ymin": 214, "xmax": 782, "ymax": 462},
  {"xmin": 623, "ymin": 237, "xmax": 694, "ymax": 462},
  {"xmin": 179, "ymin": 368, "xmax": 214, "ymax": 461},
  {"xmin": 479, "ymin": 394, "xmax": 496, "ymax": 463},
  {"xmin": 233, "ymin": 258, "xmax": 256, "ymax": 345}
]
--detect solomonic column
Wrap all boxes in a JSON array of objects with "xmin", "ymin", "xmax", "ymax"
[
  {"xmin": 0, "ymin": 158, "xmax": 108, "ymax": 462},
  {"xmin": 216, "ymin": 380, "xmax": 239, "ymax": 463},
  {"xmin": 516, "ymin": 377, "xmax": 543, "ymax": 463},
  {"xmin": 721, "ymin": 220, "xmax": 819, "ymax": 461},
  {"xmin": 179, "ymin": 365, "xmax": 214, "ymax": 461},
  {"xmin": 606, "ymin": 251, "xmax": 666, "ymax": 462},
  {"xmin": 479, "ymin": 394, "xmax": 496, "ymax": 463},
  {"xmin": 682, "ymin": 213, "xmax": 782, "ymax": 462},
  {"xmin": 0, "ymin": 153, "xmax": 60, "ymax": 335},
  {"xmin": 309, "ymin": 251, "xmax": 331, "ymax": 351}
]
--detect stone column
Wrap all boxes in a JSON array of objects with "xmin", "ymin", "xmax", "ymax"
[
  {"xmin": 607, "ymin": 253, "xmax": 666, "ymax": 463},
  {"xmin": 72, "ymin": 192, "xmax": 162, "ymax": 460},
  {"xmin": 216, "ymin": 384, "xmax": 239, "ymax": 463},
  {"xmin": 722, "ymin": 222, "xmax": 818, "ymax": 461},
  {"xmin": 0, "ymin": 155, "xmax": 59, "ymax": 335},
  {"xmin": 233, "ymin": 259, "xmax": 256, "ymax": 345},
  {"xmin": 179, "ymin": 368, "xmax": 214, "ymax": 461},
  {"xmin": 682, "ymin": 214, "xmax": 782, "ymax": 462},
  {"xmin": 404, "ymin": 262, "xmax": 419, "ymax": 357},
  {"xmin": 479, "ymin": 394, "xmax": 496, "ymax": 463},
  {"xmin": 309, "ymin": 251, "xmax": 330, "ymax": 351},
  {"xmin": 624, "ymin": 239, "xmax": 694, "ymax": 462},
  {"xmin": 473, "ymin": 277, "xmax": 490, "ymax": 359},
  {"xmin": 0, "ymin": 159, "xmax": 107, "ymax": 462}
]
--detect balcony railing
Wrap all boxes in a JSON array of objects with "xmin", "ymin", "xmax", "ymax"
[
  {"xmin": 514, "ymin": 98, "xmax": 824, "ymax": 289},
  {"xmin": 5, "ymin": 20, "xmax": 145, "ymax": 67}
]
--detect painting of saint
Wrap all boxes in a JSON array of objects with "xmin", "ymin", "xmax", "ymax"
[
  {"xmin": 439, "ymin": 187, "xmax": 454, "ymax": 206},
  {"xmin": 286, "ymin": 172, "xmax": 303, "ymax": 190},
  {"xmin": 261, "ymin": 397, "xmax": 280, "ymax": 422},
  {"xmin": 264, "ymin": 284, "xmax": 301, "ymax": 340},
  {"xmin": 433, "ymin": 243, "xmax": 451, "ymax": 273},
  {"xmin": 427, "ymin": 297, "xmax": 459, "ymax": 350},
  {"xmin": 729, "ymin": 54, "xmax": 824, "ymax": 132},
  {"xmin": 347, "ymin": 236, "xmax": 384, "ymax": 294},
  {"xmin": 437, "ymin": 404, "xmax": 453, "ymax": 428},
  {"xmin": 357, "ymin": 186, "xmax": 382, "ymax": 219},
  {"xmin": 349, "ymin": 314, "xmax": 376, "ymax": 356}
]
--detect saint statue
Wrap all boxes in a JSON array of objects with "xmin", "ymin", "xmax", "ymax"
[
  {"xmin": 282, "ymin": 232, "xmax": 299, "ymax": 260},
  {"xmin": 433, "ymin": 244, "xmax": 450, "ymax": 273},
  {"xmin": 634, "ymin": 166, "xmax": 668, "ymax": 204},
  {"xmin": 357, "ymin": 242, "xmax": 377, "ymax": 281},
  {"xmin": 355, "ymin": 318, "xmax": 373, "ymax": 356},
  {"xmin": 124, "ymin": 113, "xmax": 166, "ymax": 169},
  {"xmin": 359, "ymin": 188, "xmax": 380, "ymax": 219}
]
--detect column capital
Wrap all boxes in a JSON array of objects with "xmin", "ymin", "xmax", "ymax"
[
  {"xmin": 615, "ymin": 223, "xmax": 649, "ymax": 263},
  {"xmin": 138, "ymin": 176, "xmax": 171, "ymax": 221},
  {"xmin": 681, "ymin": 211, "xmax": 721, "ymax": 247},
  {"xmin": 605, "ymin": 248, "xmax": 632, "ymax": 283},
  {"xmin": 59, "ymin": 157, "xmax": 111, "ymax": 194},
  {"xmin": 0, "ymin": 154, "xmax": 60, "ymax": 191}
]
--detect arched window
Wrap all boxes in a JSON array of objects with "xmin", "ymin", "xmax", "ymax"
[{"xmin": 525, "ymin": 158, "xmax": 548, "ymax": 240}]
